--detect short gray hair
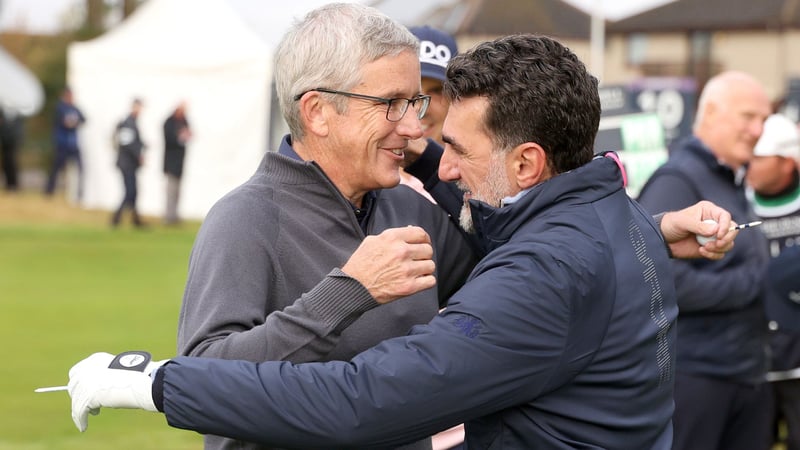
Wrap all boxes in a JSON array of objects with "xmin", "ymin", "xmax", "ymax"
[{"xmin": 274, "ymin": 3, "xmax": 419, "ymax": 140}]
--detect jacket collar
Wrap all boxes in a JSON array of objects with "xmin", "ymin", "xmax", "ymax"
[
  {"xmin": 681, "ymin": 136, "xmax": 745, "ymax": 185},
  {"xmin": 468, "ymin": 156, "xmax": 623, "ymax": 253},
  {"xmin": 274, "ymin": 134, "xmax": 377, "ymax": 228}
]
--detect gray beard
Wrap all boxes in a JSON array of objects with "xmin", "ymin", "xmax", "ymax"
[
  {"xmin": 459, "ymin": 203, "xmax": 475, "ymax": 234},
  {"xmin": 457, "ymin": 151, "xmax": 512, "ymax": 235}
]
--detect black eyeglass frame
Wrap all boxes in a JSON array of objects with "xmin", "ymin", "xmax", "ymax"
[{"xmin": 293, "ymin": 88, "xmax": 431, "ymax": 122}]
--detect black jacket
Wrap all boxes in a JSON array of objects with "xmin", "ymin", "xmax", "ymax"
[
  {"xmin": 115, "ymin": 114, "xmax": 144, "ymax": 170},
  {"xmin": 163, "ymin": 114, "xmax": 189, "ymax": 177}
]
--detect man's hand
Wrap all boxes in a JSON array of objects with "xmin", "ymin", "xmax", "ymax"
[
  {"xmin": 659, "ymin": 200, "xmax": 737, "ymax": 260},
  {"xmin": 341, "ymin": 226, "xmax": 436, "ymax": 303},
  {"xmin": 68, "ymin": 352, "xmax": 168, "ymax": 432}
]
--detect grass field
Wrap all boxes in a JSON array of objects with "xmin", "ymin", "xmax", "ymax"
[{"xmin": 0, "ymin": 191, "xmax": 204, "ymax": 449}]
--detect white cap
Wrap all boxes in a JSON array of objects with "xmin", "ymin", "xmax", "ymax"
[{"xmin": 754, "ymin": 114, "xmax": 800, "ymax": 164}]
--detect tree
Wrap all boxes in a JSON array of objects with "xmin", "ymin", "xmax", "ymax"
[
  {"xmin": 123, "ymin": 0, "xmax": 139, "ymax": 18},
  {"xmin": 86, "ymin": 0, "xmax": 105, "ymax": 31}
]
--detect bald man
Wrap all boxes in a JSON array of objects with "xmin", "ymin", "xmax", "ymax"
[{"xmin": 638, "ymin": 71, "xmax": 773, "ymax": 450}]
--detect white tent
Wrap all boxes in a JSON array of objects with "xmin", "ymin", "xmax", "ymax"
[
  {"xmin": 0, "ymin": 45, "xmax": 44, "ymax": 116},
  {"xmin": 68, "ymin": 0, "xmax": 271, "ymax": 220}
]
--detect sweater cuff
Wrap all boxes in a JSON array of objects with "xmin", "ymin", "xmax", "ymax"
[
  {"xmin": 405, "ymin": 139, "xmax": 443, "ymax": 183},
  {"xmin": 303, "ymin": 268, "xmax": 380, "ymax": 332}
]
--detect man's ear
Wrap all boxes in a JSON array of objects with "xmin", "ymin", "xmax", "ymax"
[
  {"xmin": 513, "ymin": 142, "xmax": 549, "ymax": 189},
  {"xmin": 297, "ymin": 92, "xmax": 330, "ymax": 137},
  {"xmin": 702, "ymin": 101, "xmax": 719, "ymax": 123}
]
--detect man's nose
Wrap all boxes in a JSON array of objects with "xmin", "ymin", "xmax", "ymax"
[
  {"xmin": 438, "ymin": 147, "xmax": 459, "ymax": 182},
  {"xmin": 396, "ymin": 109, "xmax": 423, "ymax": 140}
]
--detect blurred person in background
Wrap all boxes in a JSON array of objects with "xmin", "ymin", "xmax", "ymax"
[
  {"xmin": 45, "ymin": 87, "xmax": 85, "ymax": 198},
  {"xmin": 394, "ymin": 25, "xmax": 457, "ymax": 204},
  {"xmin": 111, "ymin": 98, "xmax": 146, "ymax": 228},
  {"xmin": 637, "ymin": 70, "xmax": 773, "ymax": 450},
  {"xmin": 409, "ymin": 25, "xmax": 455, "ymax": 146},
  {"xmin": 162, "ymin": 101, "xmax": 192, "ymax": 225},
  {"xmin": 401, "ymin": 25, "xmax": 469, "ymax": 229},
  {"xmin": 0, "ymin": 104, "xmax": 23, "ymax": 192},
  {"xmin": 746, "ymin": 113, "xmax": 800, "ymax": 450}
]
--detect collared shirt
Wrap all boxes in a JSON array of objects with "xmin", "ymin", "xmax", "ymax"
[{"xmin": 501, "ymin": 187, "xmax": 532, "ymax": 207}]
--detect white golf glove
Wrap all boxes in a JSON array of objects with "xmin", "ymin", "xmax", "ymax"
[{"xmin": 67, "ymin": 351, "xmax": 169, "ymax": 432}]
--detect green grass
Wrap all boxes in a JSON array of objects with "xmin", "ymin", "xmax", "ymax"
[{"xmin": 0, "ymin": 216, "xmax": 205, "ymax": 449}]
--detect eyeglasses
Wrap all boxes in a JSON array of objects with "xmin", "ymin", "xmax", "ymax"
[{"xmin": 294, "ymin": 88, "xmax": 431, "ymax": 122}]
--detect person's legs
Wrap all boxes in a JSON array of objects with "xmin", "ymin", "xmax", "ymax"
[
  {"xmin": 45, "ymin": 148, "xmax": 68, "ymax": 195},
  {"xmin": 774, "ymin": 380, "xmax": 800, "ymax": 450},
  {"xmin": 0, "ymin": 136, "xmax": 19, "ymax": 190},
  {"xmin": 112, "ymin": 167, "xmax": 137, "ymax": 227},
  {"xmin": 111, "ymin": 201, "xmax": 124, "ymax": 227},
  {"xmin": 769, "ymin": 382, "xmax": 783, "ymax": 448},
  {"xmin": 128, "ymin": 169, "xmax": 144, "ymax": 227},
  {"xmin": 73, "ymin": 150, "xmax": 84, "ymax": 201},
  {"xmin": 672, "ymin": 371, "xmax": 732, "ymax": 450},
  {"xmin": 164, "ymin": 174, "xmax": 180, "ymax": 224},
  {"xmin": 720, "ymin": 381, "xmax": 773, "ymax": 450}
]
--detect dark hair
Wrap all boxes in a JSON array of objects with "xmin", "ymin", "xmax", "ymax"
[{"xmin": 444, "ymin": 34, "xmax": 599, "ymax": 174}]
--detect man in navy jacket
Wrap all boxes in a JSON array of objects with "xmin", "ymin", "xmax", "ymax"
[
  {"xmin": 66, "ymin": 32, "xmax": 741, "ymax": 449},
  {"xmin": 637, "ymin": 71, "xmax": 772, "ymax": 450},
  {"xmin": 45, "ymin": 87, "xmax": 85, "ymax": 198}
]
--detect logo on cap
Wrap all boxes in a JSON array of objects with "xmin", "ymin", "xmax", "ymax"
[{"xmin": 419, "ymin": 40, "xmax": 452, "ymax": 68}]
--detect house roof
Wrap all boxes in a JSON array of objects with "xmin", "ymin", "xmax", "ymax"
[
  {"xmin": 451, "ymin": 0, "xmax": 592, "ymax": 39},
  {"xmin": 608, "ymin": 0, "xmax": 800, "ymax": 33}
]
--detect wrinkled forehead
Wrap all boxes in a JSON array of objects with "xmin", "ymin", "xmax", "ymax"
[{"xmin": 356, "ymin": 49, "xmax": 422, "ymax": 96}]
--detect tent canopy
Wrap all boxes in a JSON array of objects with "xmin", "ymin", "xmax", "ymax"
[
  {"xmin": 68, "ymin": 0, "xmax": 271, "ymax": 220},
  {"xmin": 0, "ymin": 45, "xmax": 44, "ymax": 116}
]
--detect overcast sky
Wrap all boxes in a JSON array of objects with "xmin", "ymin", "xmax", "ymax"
[{"xmin": 0, "ymin": 0, "xmax": 676, "ymax": 35}]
